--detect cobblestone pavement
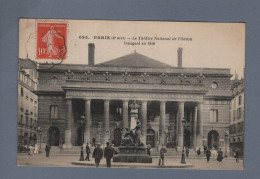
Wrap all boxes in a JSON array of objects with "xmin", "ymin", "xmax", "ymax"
[{"xmin": 17, "ymin": 154, "xmax": 243, "ymax": 170}]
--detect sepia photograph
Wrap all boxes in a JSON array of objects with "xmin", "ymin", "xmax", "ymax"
[{"xmin": 17, "ymin": 19, "xmax": 245, "ymax": 170}]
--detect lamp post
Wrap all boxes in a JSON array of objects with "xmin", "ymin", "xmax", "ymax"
[
  {"xmin": 181, "ymin": 118, "xmax": 188, "ymax": 164},
  {"xmin": 38, "ymin": 127, "xmax": 42, "ymax": 154},
  {"xmin": 224, "ymin": 131, "xmax": 229, "ymax": 158},
  {"xmin": 79, "ymin": 116, "xmax": 85, "ymax": 161}
]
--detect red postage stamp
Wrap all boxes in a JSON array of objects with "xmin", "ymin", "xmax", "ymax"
[{"xmin": 37, "ymin": 22, "xmax": 67, "ymax": 60}]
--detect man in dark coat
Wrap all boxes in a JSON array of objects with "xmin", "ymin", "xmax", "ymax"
[
  {"xmin": 197, "ymin": 148, "xmax": 201, "ymax": 158},
  {"xmin": 203, "ymin": 145, "xmax": 207, "ymax": 154},
  {"xmin": 45, "ymin": 143, "xmax": 51, "ymax": 157},
  {"xmin": 217, "ymin": 148, "xmax": 223, "ymax": 162},
  {"xmin": 104, "ymin": 142, "xmax": 114, "ymax": 168},
  {"xmin": 85, "ymin": 143, "xmax": 91, "ymax": 161},
  {"xmin": 92, "ymin": 144, "xmax": 103, "ymax": 167},
  {"xmin": 205, "ymin": 148, "xmax": 211, "ymax": 162},
  {"xmin": 234, "ymin": 148, "xmax": 240, "ymax": 163}
]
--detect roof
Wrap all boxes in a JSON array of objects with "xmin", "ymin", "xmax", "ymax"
[
  {"xmin": 19, "ymin": 58, "xmax": 37, "ymax": 70},
  {"xmin": 95, "ymin": 52, "xmax": 174, "ymax": 68}
]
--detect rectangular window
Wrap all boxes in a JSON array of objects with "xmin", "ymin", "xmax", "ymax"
[
  {"xmin": 237, "ymin": 123, "xmax": 240, "ymax": 133},
  {"xmin": 239, "ymin": 95, "xmax": 242, "ymax": 105},
  {"xmin": 21, "ymin": 87, "xmax": 23, "ymax": 97},
  {"xmin": 229, "ymin": 126, "xmax": 233, "ymax": 134},
  {"xmin": 20, "ymin": 115, "xmax": 23, "ymax": 124},
  {"xmin": 233, "ymin": 110, "xmax": 236, "ymax": 121},
  {"xmin": 26, "ymin": 116, "xmax": 28, "ymax": 127},
  {"xmin": 233, "ymin": 124, "xmax": 236, "ymax": 134},
  {"xmin": 237, "ymin": 108, "xmax": 242, "ymax": 119},
  {"xmin": 50, "ymin": 105, "xmax": 58, "ymax": 119},
  {"xmin": 210, "ymin": 109, "xmax": 218, "ymax": 122}
]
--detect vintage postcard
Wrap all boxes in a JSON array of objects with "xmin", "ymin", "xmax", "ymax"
[{"xmin": 18, "ymin": 19, "xmax": 245, "ymax": 170}]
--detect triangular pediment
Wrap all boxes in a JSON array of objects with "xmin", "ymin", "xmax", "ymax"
[{"xmin": 96, "ymin": 52, "xmax": 174, "ymax": 68}]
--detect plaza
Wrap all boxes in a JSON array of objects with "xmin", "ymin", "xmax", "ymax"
[{"xmin": 17, "ymin": 153, "xmax": 243, "ymax": 170}]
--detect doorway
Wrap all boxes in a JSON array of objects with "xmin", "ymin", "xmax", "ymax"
[
  {"xmin": 208, "ymin": 130, "xmax": 220, "ymax": 149},
  {"xmin": 48, "ymin": 127, "xmax": 60, "ymax": 146}
]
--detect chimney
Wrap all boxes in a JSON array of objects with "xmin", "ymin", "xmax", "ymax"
[
  {"xmin": 177, "ymin": 47, "xmax": 183, "ymax": 68},
  {"xmin": 88, "ymin": 43, "xmax": 95, "ymax": 65}
]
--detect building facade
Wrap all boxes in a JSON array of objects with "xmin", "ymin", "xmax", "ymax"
[
  {"xmin": 18, "ymin": 59, "xmax": 38, "ymax": 146},
  {"xmin": 229, "ymin": 79, "xmax": 244, "ymax": 156},
  {"xmin": 36, "ymin": 44, "xmax": 232, "ymax": 151}
]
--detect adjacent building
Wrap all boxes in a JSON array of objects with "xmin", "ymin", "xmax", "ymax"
[
  {"xmin": 229, "ymin": 79, "xmax": 244, "ymax": 156},
  {"xmin": 36, "ymin": 44, "xmax": 233, "ymax": 151},
  {"xmin": 18, "ymin": 58, "xmax": 38, "ymax": 146}
]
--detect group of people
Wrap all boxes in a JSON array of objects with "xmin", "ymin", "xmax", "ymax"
[
  {"xmin": 19, "ymin": 142, "xmax": 51, "ymax": 157},
  {"xmin": 205, "ymin": 147, "xmax": 224, "ymax": 162},
  {"xmin": 87, "ymin": 142, "xmax": 115, "ymax": 168}
]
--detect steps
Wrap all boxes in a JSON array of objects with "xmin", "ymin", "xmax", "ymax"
[{"xmin": 49, "ymin": 146, "xmax": 206, "ymax": 158}]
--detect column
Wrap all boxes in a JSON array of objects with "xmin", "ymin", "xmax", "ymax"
[
  {"xmin": 192, "ymin": 106, "xmax": 197, "ymax": 147},
  {"xmin": 197, "ymin": 102, "xmax": 203, "ymax": 147},
  {"xmin": 64, "ymin": 99, "xmax": 72, "ymax": 148},
  {"xmin": 177, "ymin": 101, "xmax": 185, "ymax": 150},
  {"xmin": 141, "ymin": 101, "xmax": 147, "ymax": 145},
  {"xmin": 103, "ymin": 100, "xmax": 110, "ymax": 146},
  {"xmin": 84, "ymin": 99, "xmax": 91, "ymax": 144},
  {"xmin": 159, "ymin": 101, "xmax": 166, "ymax": 145},
  {"xmin": 122, "ymin": 100, "xmax": 129, "ymax": 134}
]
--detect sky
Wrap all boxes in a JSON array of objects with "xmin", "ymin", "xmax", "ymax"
[{"xmin": 19, "ymin": 19, "xmax": 245, "ymax": 78}]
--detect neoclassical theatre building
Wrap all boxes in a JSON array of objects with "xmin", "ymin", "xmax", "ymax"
[{"xmin": 36, "ymin": 43, "xmax": 232, "ymax": 150}]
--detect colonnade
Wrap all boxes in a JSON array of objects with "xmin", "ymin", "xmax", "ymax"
[{"xmin": 63, "ymin": 99, "xmax": 203, "ymax": 149}]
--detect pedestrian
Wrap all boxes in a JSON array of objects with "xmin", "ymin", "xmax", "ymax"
[
  {"xmin": 34, "ymin": 144, "xmax": 39, "ymax": 154},
  {"xmin": 205, "ymin": 148, "xmax": 211, "ymax": 162},
  {"xmin": 185, "ymin": 147, "xmax": 189, "ymax": 158},
  {"xmin": 28, "ymin": 145, "xmax": 34, "ymax": 156},
  {"xmin": 203, "ymin": 145, "xmax": 207, "ymax": 154},
  {"xmin": 158, "ymin": 144, "xmax": 167, "ymax": 167},
  {"xmin": 104, "ymin": 142, "xmax": 114, "ymax": 168},
  {"xmin": 85, "ymin": 143, "xmax": 91, "ymax": 161},
  {"xmin": 45, "ymin": 143, "xmax": 51, "ymax": 157},
  {"xmin": 197, "ymin": 148, "xmax": 201, "ymax": 158},
  {"xmin": 147, "ymin": 144, "xmax": 151, "ymax": 156},
  {"xmin": 217, "ymin": 148, "xmax": 223, "ymax": 162},
  {"xmin": 234, "ymin": 148, "xmax": 240, "ymax": 163},
  {"xmin": 92, "ymin": 144, "xmax": 103, "ymax": 167}
]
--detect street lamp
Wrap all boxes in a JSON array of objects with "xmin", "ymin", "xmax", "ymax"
[
  {"xmin": 181, "ymin": 118, "xmax": 188, "ymax": 164},
  {"xmin": 79, "ymin": 115, "xmax": 85, "ymax": 161},
  {"xmin": 38, "ymin": 127, "xmax": 42, "ymax": 154},
  {"xmin": 224, "ymin": 131, "xmax": 229, "ymax": 158}
]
